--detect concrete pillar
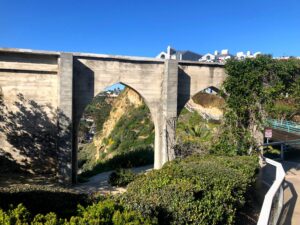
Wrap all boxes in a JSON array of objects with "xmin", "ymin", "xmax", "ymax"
[
  {"xmin": 154, "ymin": 60, "xmax": 178, "ymax": 169},
  {"xmin": 57, "ymin": 53, "xmax": 73, "ymax": 185}
]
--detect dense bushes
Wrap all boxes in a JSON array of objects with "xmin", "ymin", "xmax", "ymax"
[
  {"xmin": 0, "ymin": 186, "xmax": 89, "ymax": 218},
  {"xmin": 0, "ymin": 156, "xmax": 258, "ymax": 225},
  {"xmin": 108, "ymin": 169, "xmax": 136, "ymax": 187},
  {"xmin": 215, "ymin": 56, "xmax": 300, "ymax": 155},
  {"xmin": 0, "ymin": 200, "xmax": 157, "ymax": 224},
  {"xmin": 120, "ymin": 155, "xmax": 258, "ymax": 225}
]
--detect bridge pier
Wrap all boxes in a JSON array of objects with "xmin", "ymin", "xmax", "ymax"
[
  {"xmin": 154, "ymin": 60, "xmax": 178, "ymax": 169},
  {"xmin": 57, "ymin": 53, "xmax": 73, "ymax": 184}
]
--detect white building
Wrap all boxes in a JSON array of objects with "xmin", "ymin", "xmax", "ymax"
[
  {"xmin": 200, "ymin": 49, "xmax": 262, "ymax": 63},
  {"xmin": 157, "ymin": 47, "xmax": 263, "ymax": 63},
  {"xmin": 236, "ymin": 51, "xmax": 261, "ymax": 60},
  {"xmin": 200, "ymin": 49, "xmax": 233, "ymax": 63},
  {"xmin": 156, "ymin": 46, "xmax": 202, "ymax": 61},
  {"xmin": 199, "ymin": 52, "xmax": 216, "ymax": 62}
]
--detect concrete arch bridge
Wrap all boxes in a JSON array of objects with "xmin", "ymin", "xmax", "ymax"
[{"xmin": 0, "ymin": 48, "xmax": 226, "ymax": 184}]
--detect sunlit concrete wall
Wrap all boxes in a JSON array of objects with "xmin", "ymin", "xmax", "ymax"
[{"xmin": 0, "ymin": 48, "xmax": 226, "ymax": 185}]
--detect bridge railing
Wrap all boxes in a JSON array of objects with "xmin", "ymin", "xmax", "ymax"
[
  {"xmin": 257, "ymin": 157, "xmax": 285, "ymax": 225},
  {"xmin": 267, "ymin": 119, "xmax": 300, "ymax": 134},
  {"xmin": 284, "ymin": 139, "xmax": 300, "ymax": 149}
]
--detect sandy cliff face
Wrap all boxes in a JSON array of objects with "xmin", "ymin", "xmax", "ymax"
[
  {"xmin": 186, "ymin": 92, "xmax": 225, "ymax": 121},
  {"xmin": 187, "ymin": 98, "xmax": 224, "ymax": 121},
  {"xmin": 94, "ymin": 88, "xmax": 143, "ymax": 159}
]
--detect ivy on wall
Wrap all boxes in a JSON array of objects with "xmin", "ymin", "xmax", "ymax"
[{"xmin": 212, "ymin": 55, "xmax": 300, "ymax": 155}]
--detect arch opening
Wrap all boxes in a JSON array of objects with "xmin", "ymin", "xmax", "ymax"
[
  {"xmin": 76, "ymin": 82, "xmax": 155, "ymax": 180},
  {"xmin": 175, "ymin": 86, "xmax": 225, "ymax": 158}
]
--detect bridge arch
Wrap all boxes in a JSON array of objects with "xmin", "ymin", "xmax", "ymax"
[
  {"xmin": 72, "ymin": 57, "xmax": 170, "ymax": 183},
  {"xmin": 177, "ymin": 61, "xmax": 226, "ymax": 115},
  {"xmin": 74, "ymin": 82, "xmax": 157, "ymax": 180}
]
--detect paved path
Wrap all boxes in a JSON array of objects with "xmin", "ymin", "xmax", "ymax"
[
  {"xmin": 279, "ymin": 161, "xmax": 300, "ymax": 225},
  {"xmin": 73, "ymin": 165, "xmax": 153, "ymax": 194},
  {"xmin": 259, "ymin": 160, "xmax": 300, "ymax": 225}
]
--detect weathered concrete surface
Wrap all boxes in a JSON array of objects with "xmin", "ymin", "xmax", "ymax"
[
  {"xmin": 0, "ymin": 48, "xmax": 226, "ymax": 184},
  {"xmin": 0, "ymin": 51, "xmax": 59, "ymax": 175},
  {"xmin": 178, "ymin": 62, "xmax": 226, "ymax": 112},
  {"xmin": 57, "ymin": 53, "xmax": 73, "ymax": 184}
]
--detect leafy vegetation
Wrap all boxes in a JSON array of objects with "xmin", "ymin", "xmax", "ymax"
[
  {"xmin": 104, "ymin": 104, "xmax": 154, "ymax": 154},
  {"xmin": 175, "ymin": 108, "xmax": 219, "ymax": 157},
  {"xmin": 0, "ymin": 186, "xmax": 89, "ymax": 218},
  {"xmin": 108, "ymin": 169, "xmax": 136, "ymax": 187},
  {"xmin": 119, "ymin": 155, "xmax": 258, "ymax": 225},
  {"xmin": 78, "ymin": 94, "xmax": 113, "ymax": 170},
  {"xmin": 0, "ymin": 200, "xmax": 157, "ymax": 225},
  {"xmin": 0, "ymin": 155, "xmax": 257, "ymax": 225},
  {"xmin": 82, "ymin": 94, "xmax": 113, "ymax": 133},
  {"xmin": 268, "ymin": 98, "xmax": 299, "ymax": 121},
  {"xmin": 212, "ymin": 56, "xmax": 300, "ymax": 155}
]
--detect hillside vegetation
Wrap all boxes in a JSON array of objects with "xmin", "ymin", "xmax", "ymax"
[{"xmin": 78, "ymin": 88, "xmax": 154, "ymax": 176}]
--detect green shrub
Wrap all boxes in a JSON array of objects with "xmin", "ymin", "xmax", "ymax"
[
  {"xmin": 108, "ymin": 169, "xmax": 136, "ymax": 187},
  {"xmin": 119, "ymin": 155, "xmax": 258, "ymax": 225},
  {"xmin": 0, "ymin": 200, "xmax": 157, "ymax": 225},
  {"xmin": 68, "ymin": 199, "xmax": 157, "ymax": 225},
  {"xmin": 32, "ymin": 212, "xmax": 63, "ymax": 225},
  {"xmin": 0, "ymin": 204, "xmax": 30, "ymax": 224},
  {"xmin": 0, "ymin": 186, "xmax": 89, "ymax": 218}
]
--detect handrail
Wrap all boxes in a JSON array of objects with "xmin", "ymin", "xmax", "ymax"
[
  {"xmin": 267, "ymin": 119, "xmax": 300, "ymax": 134},
  {"xmin": 257, "ymin": 157, "xmax": 285, "ymax": 225}
]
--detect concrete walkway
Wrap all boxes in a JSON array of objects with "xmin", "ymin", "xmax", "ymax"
[
  {"xmin": 73, "ymin": 165, "xmax": 153, "ymax": 194},
  {"xmin": 259, "ymin": 160, "xmax": 300, "ymax": 225},
  {"xmin": 279, "ymin": 161, "xmax": 300, "ymax": 225}
]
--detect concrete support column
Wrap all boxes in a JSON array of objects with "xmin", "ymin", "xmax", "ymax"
[
  {"xmin": 154, "ymin": 60, "xmax": 178, "ymax": 169},
  {"xmin": 57, "ymin": 53, "xmax": 73, "ymax": 185}
]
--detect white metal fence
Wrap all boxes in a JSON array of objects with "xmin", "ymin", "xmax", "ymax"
[{"xmin": 257, "ymin": 157, "xmax": 285, "ymax": 225}]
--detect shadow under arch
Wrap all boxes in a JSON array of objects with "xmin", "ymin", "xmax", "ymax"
[{"xmin": 73, "ymin": 81, "xmax": 156, "ymax": 182}]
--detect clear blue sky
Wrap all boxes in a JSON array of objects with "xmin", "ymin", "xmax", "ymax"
[{"xmin": 1, "ymin": 0, "xmax": 299, "ymax": 57}]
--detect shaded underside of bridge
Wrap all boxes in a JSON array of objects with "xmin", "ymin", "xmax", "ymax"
[
  {"xmin": 0, "ymin": 48, "xmax": 226, "ymax": 184},
  {"xmin": 268, "ymin": 129, "xmax": 300, "ymax": 164},
  {"xmin": 271, "ymin": 129, "xmax": 300, "ymax": 142}
]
